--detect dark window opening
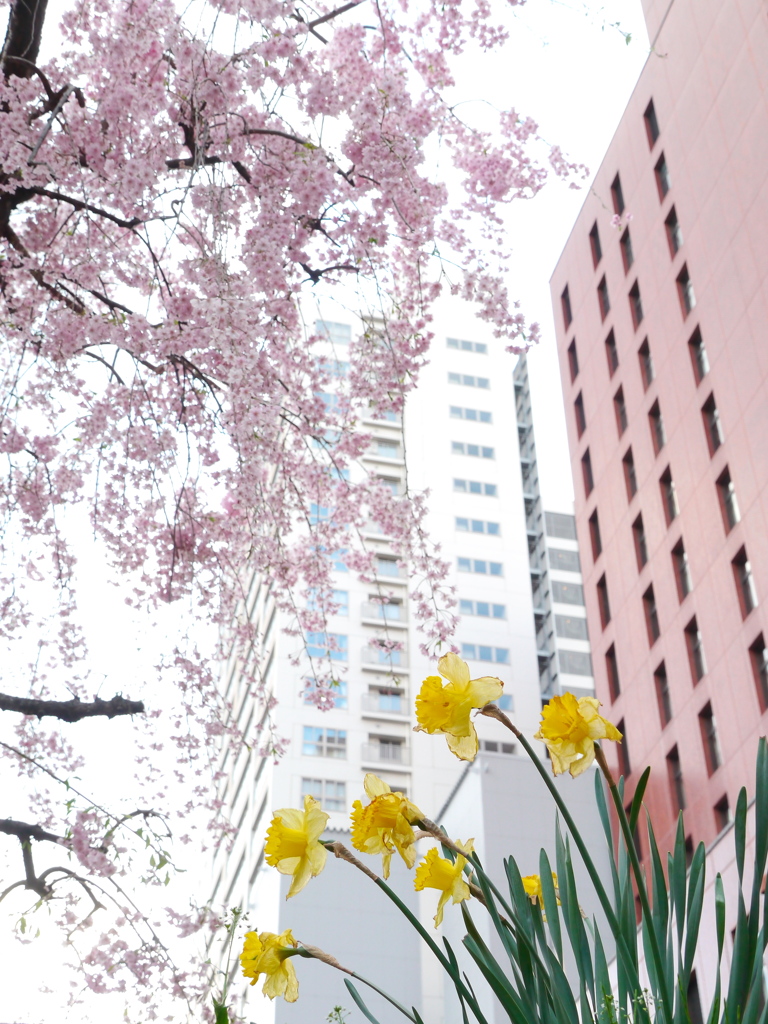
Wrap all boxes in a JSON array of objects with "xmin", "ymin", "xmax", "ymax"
[
  {"xmin": 644, "ymin": 100, "xmax": 660, "ymax": 148},
  {"xmin": 688, "ymin": 326, "xmax": 709, "ymax": 383},
  {"xmin": 561, "ymin": 286, "xmax": 572, "ymax": 329},
  {"xmin": 643, "ymin": 585, "xmax": 660, "ymax": 645},
  {"xmin": 655, "ymin": 153, "xmax": 671, "ymax": 200},
  {"xmin": 750, "ymin": 635, "xmax": 768, "ymax": 712},
  {"xmin": 597, "ymin": 574, "xmax": 611, "ymax": 629},
  {"xmin": 660, "ymin": 467, "xmax": 678, "ymax": 525},
  {"xmin": 632, "ymin": 514, "xmax": 648, "ymax": 570},
  {"xmin": 582, "ymin": 449, "xmax": 594, "ymax": 497},
  {"xmin": 665, "ymin": 206, "xmax": 683, "ymax": 256},
  {"xmin": 605, "ymin": 329, "xmax": 619, "ymax": 376},
  {"xmin": 589, "ymin": 509, "xmax": 602, "ymax": 560},
  {"xmin": 574, "ymin": 392, "xmax": 586, "ymax": 438},
  {"xmin": 714, "ymin": 795, "xmax": 731, "ymax": 834},
  {"xmin": 611, "ymin": 173, "xmax": 625, "ymax": 215},
  {"xmin": 655, "ymin": 662, "xmax": 672, "ymax": 726},
  {"xmin": 732, "ymin": 546, "xmax": 758, "ymax": 618},
  {"xmin": 629, "ymin": 280, "xmax": 643, "ymax": 328},
  {"xmin": 614, "ymin": 387, "xmax": 628, "ymax": 436},
  {"xmin": 598, "ymin": 276, "xmax": 611, "ymax": 321},
  {"xmin": 638, "ymin": 338, "xmax": 654, "ymax": 390},
  {"xmin": 716, "ymin": 467, "xmax": 740, "ymax": 532},
  {"xmin": 589, "ymin": 222, "xmax": 602, "ymax": 267},
  {"xmin": 699, "ymin": 702, "xmax": 721, "ymax": 775},
  {"xmin": 606, "ymin": 644, "xmax": 620, "ymax": 701},
  {"xmin": 672, "ymin": 540, "xmax": 693, "ymax": 601},
  {"xmin": 666, "ymin": 745, "xmax": 685, "ymax": 813},
  {"xmin": 623, "ymin": 448, "xmax": 638, "ymax": 501},
  {"xmin": 616, "ymin": 719, "xmax": 630, "ymax": 777},
  {"xmin": 567, "ymin": 339, "xmax": 579, "ymax": 382},
  {"xmin": 620, "ymin": 228, "xmax": 634, "ymax": 272},
  {"xmin": 677, "ymin": 264, "xmax": 696, "ymax": 316},
  {"xmin": 649, "ymin": 400, "xmax": 666, "ymax": 455},
  {"xmin": 701, "ymin": 393, "xmax": 724, "ymax": 454},
  {"xmin": 685, "ymin": 617, "xmax": 706, "ymax": 683}
]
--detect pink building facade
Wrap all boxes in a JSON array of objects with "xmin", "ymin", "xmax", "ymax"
[{"xmin": 550, "ymin": 0, "xmax": 768, "ymax": 863}]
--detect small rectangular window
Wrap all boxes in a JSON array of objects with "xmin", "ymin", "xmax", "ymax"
[
  {"xmin": 699, "ymin": 702, "xmax": 721, "ymax": 775},
  {"xmin": 545, "ymin": 512, "xmax": 578, "ymax": 540},
  {"xmin": 666, "ymin": 745, "xmax": 686, "ymax": 813},
  {"xmin": 629, "ymin": 280, "xmax": 644, "ymax": 328},
  {"xmin": 549, "ymin": 547, "xmax": 581, "ymax": 572},
  {"xmin": 620, "ymin": 229, "xmax": 634, "ymax": 272},
  {"xmin": 677, "ymin": 264, "xmax": 696, "ymax": 316},
  {"xmin": 574, "ymin": 392, "xmax": 586, "ymax": 438},
  {"xmin": 597, "ymin": 276, "xmax": 611, "ymax": 321},
  {"xmin": 672, "ymin": 540, "xmax": 693, "ymax": 601},
  {"xmin": 655, "ymin": 662, "xmax": 672, "ymax": 725},
  {"xmin": 655, "ymin": 153, "xmax": 671, "ymax": 199},
  {"xmin": 638, "ymin": 339, "xmax": 654, "ymax": 389},
  {"xmin": 447, "ymin": 338, "xmax": 487, "ymax": 353},
  {"xmin": 611, "ymin": 173, "xmax": 625, "ymax": 215},
  {"xmin": 302, "ymin": 726, "xmax": 347, "ymax": 759},
  {"xmin": 613, "ymin": 387, "xmax": 628, "ymax": 436},
  {"xmin": 665, "ymin": 206, "xmax": 683, "ymax": 256},
  {"xmin": 750, "ymin": 634, "xmax": 768, "ymax": 712},
  {"xmin": 301, "ymin": 777, "xmax": 346, "ymax": 812},
  {"xmin": 561, "ymin": 286, "xmax": 573, "ymax": 329},
  {"xmin": 632, "ymin": 514, "xmax": 648, "ymax": 570},
  {"xmin": 616, "ymin": 719, "xmax": 631, "ymax": 777},
  {"xmin": 605, "ymin": 329, "xmax": 619, "ymax": 376},
  {"xmin": 623, "ymin": 447, "xmax": 638, "ymax": 501},
  {"xmin": 716, "ymin": 468, "xmax": 740, "ymax": 532},
  {"xmin": 688, "ymin": 327, "xmax": 709, "ymax": 383},
  {"xmin": 660, "ymin": 467, "xmax": 679, "ymax": 524},
  {"xmin": 732, "ymin": 546, "xmax": 758, "ymax": 618},
  {"xmin": 701, "ymin": 393, "xmax": 724, "ymax": 454},
  {"xmin": 552, "ymin": 580, "xmax": 585, "ymax": 605},
  {"xmin": 643, "ymin": 585, "xmax": 660, "ymax": 645},
  {"xmin": 649, "ymin": 400, "xmax": 666, "ymax": 455},
  {"xmin": 685, "ymin": 617, "xmax": 706, "ymax": 683},
  {"xmin": 589, "ymin": 222, "xmax": 602, "ymax": 267},
  {"xmin": 714, "ymin": 795, "xmax": 731, "ymax": 833},
  {"xmin": 582, "ymin": 449, "xmax": 594, "ymax": 497},
  {"xmin": 567, "ymin": 339, "xmax": 579, "ymax": 382},
  {"xmin": 644, "ymin": 100, "xmax": 660, "ymax": 147},
  {"xmin": 555, "ymin": 614, "xmax": 589, "ymax": 640},
  {"xmin": 558, "ymin": 649, "xmax": 593, "ymax": 676},
  {"xmin": 597, "ymin": 574, "xmax": 611, "ymax": 628},
  {"xmin": 606, "ymin": 644, "xmax": 621, "ymax": 701},
  {"xmin": 589, "ymin": 509, "xmax": 602, "ymax": 560}
]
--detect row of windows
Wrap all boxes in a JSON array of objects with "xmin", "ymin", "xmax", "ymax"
[
  {"xmin": 454, "ymin": 478, "xmax": 497, "ymax": 496},
  {"xmin": 452, "ymin": 441, "xmax": 495, "ymax": 459},
  {"xmin": 450, "ymin": 405, "xmax": 492, "ymax": 423},
  {"xmin": 457, "ymin": 557, "xmax": 503, "ymax": 576},
  {"xmin": 460, "ymin": 643, "xmax": 510, "ymax": 665},
  {"xmin": 447, "ymin": 337, "xmax": 487, "ymax": 354},
  {"xmin": 448, "ymin": 372, "xmax": 490, "ymax": 389},
  {"xmin": 459, "ymin": 599, "xmax": 506, "ymax": 619},
  {"xmin": 456, "ymin": 516, "xmax": 500, "ymax": 535}
]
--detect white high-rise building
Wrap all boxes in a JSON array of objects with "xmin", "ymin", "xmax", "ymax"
[{"xmin": 210, "ymin": 296, "xmax": 595, "ymax": 1021}]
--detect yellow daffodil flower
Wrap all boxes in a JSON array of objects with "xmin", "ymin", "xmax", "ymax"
[
  {"xmin": 265, "ymin": 794, "xmax": 329, "ymax": 898},
  {"xmin": 415, "ymin": 652, "xmax": 504, "ymax": 761},
  {"xmin": 240, "ymin": 929, "xmax": 300, "ymax": 1002},
  {"xmin": 534, "ymin": 693, "xmax": 623, "ymax": 778},
  {"xmin": 351, "ymin": 773, "xmax": 424, "ymax": 878},
  {"xmin": 414, "ymin": 839, "xmax": 474, "ymax": 927},
  {"xmin": 522, "ymin": 872, "xmax": 559, "ymax": 908}
]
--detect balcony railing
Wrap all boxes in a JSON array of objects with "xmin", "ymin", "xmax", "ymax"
[
  {"xmin": 361, "ymin": 646, "xmax": 408, "ymax": 668},
  {"xmin": 361, "ymin": 743, "xmax": 411, "ymax": 765},
  {"xmin": 361, "ymin": 692, "xmax": 408, "ymax": 716},
  {"xmin": 362, "ymin": 601, "xmax": 405, "ymax": 622}
]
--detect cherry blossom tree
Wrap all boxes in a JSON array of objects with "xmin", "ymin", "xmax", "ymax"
[{"xmin": 0, "ymin": 0, "xmax": 584, "ymax": 1014}]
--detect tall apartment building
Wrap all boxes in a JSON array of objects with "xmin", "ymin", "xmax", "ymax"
[
  {"xmin": 210, "ymin": 295, "xmax": 595, "ymax": 1021},
  {"xmin": 550, "ymin": 0, "xmax": 768, "ymax": 879}
]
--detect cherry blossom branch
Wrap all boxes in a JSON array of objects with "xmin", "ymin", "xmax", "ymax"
[{"xmin": 0, "ymin": 692, "xmax": 144, "ymax": 722}]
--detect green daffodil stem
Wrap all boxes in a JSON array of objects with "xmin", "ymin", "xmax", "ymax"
[
  {"xmin": 298, "ymin": 945, "xmax": 418, "ymax": 1024},
  {"xmin": 479, "ymin": 703, "xmax": 656, "ymax": 1024},
  {"xmin": 594, "ymin": 744, "xmax": 673, "ymax": 1022}
]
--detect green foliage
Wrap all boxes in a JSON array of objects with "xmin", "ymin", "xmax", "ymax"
[{"xmin": 352, "ymin": 738, "xmax": 768, "ymax": 1024}]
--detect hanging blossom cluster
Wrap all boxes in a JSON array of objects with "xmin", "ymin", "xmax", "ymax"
[{"xmin": 0, "ymin": 0, "xmax": 586, "ymax": 1013}]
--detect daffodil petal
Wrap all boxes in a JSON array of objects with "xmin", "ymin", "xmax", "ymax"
[
  {"xmin": 364, "ymin": 773, "xmax": 392, "ymax": 799},
  {"xmin": 468, "ymin": 675, "xmax": 504, "ymax": 708},
  {"xmin": 438, "ymin": 652, "xmax": 470, "ymax": 688},
  {"xmin": 447, "ymin": 726, "xmax": 478, "ymax": 762}
]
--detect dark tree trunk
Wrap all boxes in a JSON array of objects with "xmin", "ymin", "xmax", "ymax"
[{"xmin": 1, "ymin": 0, "xmax": 49, "ymax": 77}]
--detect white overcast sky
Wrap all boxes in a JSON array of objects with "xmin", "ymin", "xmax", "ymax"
[{"xmin": 463, "ymin": 0, "xmax": 650, "ymax": 514}]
